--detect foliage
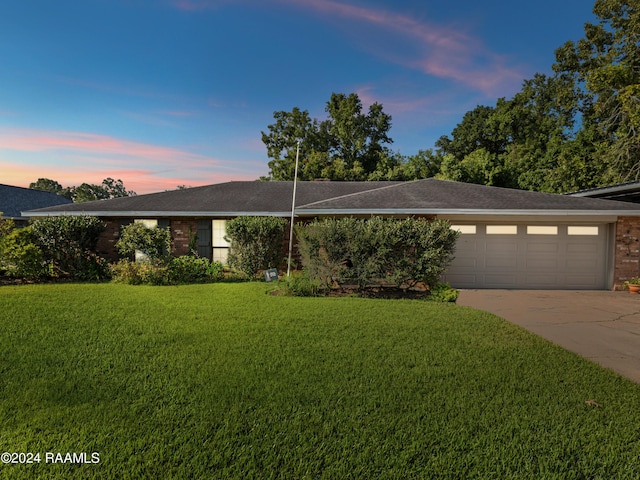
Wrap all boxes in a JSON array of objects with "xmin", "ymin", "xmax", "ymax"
[
  {"xmin": 110, "ymin": 256, "xmax": 224, "ymax": 285},
  {"xmin": 29, "ymin": 177, "xmax": 136, "ymax": 202},
  {"xmin": 296, "ymin": 217, "xmax": 459, "ymax": 290},
  {"xmin": 2, "ymin": 283, "xmax": 640, "ymax": 478},
  {"xmin": 116, "ymin": 222, "xmax": 172, "ymax": 262},
  {"xmin": 167, "ymin": 255, "xmax": 224, "ymax": 284},
  {"xmin": 225, "ymin": 216, "xmax": 287, "ymax": 278},
  {"xmin": 434, "ymin": 1, "xmax": 640, "ymax": 192},
  {"xmin": 29, "ymin": 178, "xmax": 70, "ymax": 199},
  {"xmin": 273, "ymin": 271, "xmax": 324, "ymax": 297},
  {"xmin": 554, "ymin": 0, "xmax": 640, "ymax": 183},
  {"xmin": 427, "ymin": 281, "xmax": 459, "ymax": 302},
  {"xmin": 29, "ymin": 215, "xmax": 109, "ymax": 280},
  {"xmin": 262, "ymin": 92, "xmax": 394, "ymax": 181},
  {"xmin": 0, "ymin": 224, "xmax": 48, "ymax": 279},
  {"xmin": 110, "ymin": 259, "xmax": 169, "ymax": 286}
]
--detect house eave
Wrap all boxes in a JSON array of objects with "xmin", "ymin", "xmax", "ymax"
[
  {"xmin": 295, "ymin": 208, "xmax": 640, "ymax": 217},
  {"xmin": 22, "ymin": 210, "xmax": 293, "ymax": 218}
]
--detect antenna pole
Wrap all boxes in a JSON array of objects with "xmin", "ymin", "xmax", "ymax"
[{"xmin": 286, "ymin": 141, "xmax": 300, "ymax": 277}]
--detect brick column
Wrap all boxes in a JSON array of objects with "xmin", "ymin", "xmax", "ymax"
[{"xmin": 614, "ymin": 216, "xmax": 640, "ymax": 289}]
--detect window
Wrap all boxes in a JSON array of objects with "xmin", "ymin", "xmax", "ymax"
[
  {"xmin": 212, "ymin": 220, "xmax": 230, "ymax": 263},
  {"xmin": 568, "ymin": 226, "xmax": 599, "ymax": 236},
  {"xmin": 486, "ymin": 225, "xmax": 518, "ymax": 235},
  {"xmin": 527, "ymin": 226, "xmax": 558, "ymax": 235},
  {"xmin": 450, "ymin": 225, "xmax": 476, "ymax": 234}
]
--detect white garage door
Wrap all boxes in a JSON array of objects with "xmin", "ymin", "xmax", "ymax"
[{"xmin": 442, "ymin": 223, "xmax": 609, "ymax": 289}]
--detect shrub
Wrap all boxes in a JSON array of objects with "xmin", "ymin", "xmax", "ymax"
[
  {"xmin": 116, "ymin": 222, "xmax": 172, "ymax": 261},
  {"xmin": 225, "ymin": 216, "xmax": 287, "ymax": 277},
  {"xmin": 427, "ymin": 282, "xmax": 459, "ymax": 302},
  {"xmin": 110, "ymin": 259, "xmax": 169, "ymax": 286},
  {"xmin": 0, "ymin": 225, "xmax": 48, "ymax": 279},
  {"xmin": 275, "ymin": 272, "xmax": 324, "ymax": 297},
  {"xmin": 168, "ymin": 256, "xmax": 224, "ymax": 284},
  {"xmin": 111, "ymin": 255, "xmax": 224, "ymax": 285},
  {"xmin": 29, "ymin": 215, "xmax": 108, "ymax": 280},
  {"xmin": 296, "ymin": 217, "xmax": 459, "ymax": 290}
]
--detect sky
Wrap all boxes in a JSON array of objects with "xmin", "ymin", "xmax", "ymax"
[{"xmin": 1, "ymin": 0, "xmax": 597, "ymax": 194}]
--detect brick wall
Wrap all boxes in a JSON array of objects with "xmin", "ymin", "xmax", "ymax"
[
  {"xmin": 614, "ymin": 216, "xmax": 640, "ymax": 289},
  {"xmin": 170, "ymin": 219, "xmax": 198, "ymax": 256}
]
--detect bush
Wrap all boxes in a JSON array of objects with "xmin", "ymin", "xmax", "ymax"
[
  {"xmin": 110, "ymin": 259, "xmax": 169, "ymax": 286},
  {"xmin": 225, "ymin": 216, "xmax": 287, "ymax": 278},
  {"xmin": 116, "ymin": 222, "xmax": 172, "ymax": 261},
  {"xmin": 168, "ymin": 256, "xmax": 224, "ymax": 284},
  {"xmin": 296, "ymin": 217, "xmax": 459, "ymax": 290},
  {"xmin": 427, "ymin": 282, "xmax": 459, "ymax": 302},
  {"xmin": 29, "ymin": 215, "xmax": 109, "ymax": 280},
  {"xmin": 111, "ymin": 255, "xmax": 224, "ymax": 285},
  {"xmin": 0, "ymin": 225, "xmax": 48, "ymax": 279},
  {"xmin": 274, "ymin": 272, "xmax": 324, "ymax": 297}
]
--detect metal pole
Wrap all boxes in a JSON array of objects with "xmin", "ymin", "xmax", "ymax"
[{"xmin": 287, "ymin": 141, "xmax": 300, "ymax": 277}]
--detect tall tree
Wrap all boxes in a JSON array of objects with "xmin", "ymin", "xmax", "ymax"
[
  {"xmin": 554, "ymin": 0, "xmax": 640, "ymax": 182},
  {"xmin": 262, "ymin": 93, "xmax": 393, "ymax": 181}
]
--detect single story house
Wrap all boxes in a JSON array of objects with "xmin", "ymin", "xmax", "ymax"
[
  {"xmin": 23, "ymin": 178, "xmax": 640, "ymax": 290},
  {"xmin": 1, "ymin": 183, "xmax": 72, "ymax": 226}
]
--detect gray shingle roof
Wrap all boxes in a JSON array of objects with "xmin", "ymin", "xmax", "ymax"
[
  {"xmin": 24, "ymin": 178, "xmax": 640, "ymax": 217},
  {"xmin": 0, "ymin": 184, "xmax": 72, "ymax": 219}
]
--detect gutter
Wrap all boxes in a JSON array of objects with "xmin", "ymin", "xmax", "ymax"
[{"xmin": 22, "ymin": 210, "xmax": 294, "ymax": 218}]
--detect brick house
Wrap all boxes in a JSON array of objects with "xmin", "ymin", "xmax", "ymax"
[{"xmin": 24, "ymin": 178, "xmax": 640, "ymax": 290}]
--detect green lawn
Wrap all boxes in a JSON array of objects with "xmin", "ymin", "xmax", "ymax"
[{"xmin": 1, "ymin": 283, "xmax": 639, "ymax": 479}]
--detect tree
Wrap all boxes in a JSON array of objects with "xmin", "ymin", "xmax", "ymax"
[
  {"xmin": 553, "ymin": 0, "xmax": 640, "ymax": 182},
  {"xmin": 262, "ymin": 93, "xmax": 393, "ymax": 181},
  {"xmin": 29, "ymin": 177, "xmax": 136, "ymax": 202},
  {"xmin": 29, "ymin": 178, "xmax": 73, "ymax": 200},
  {"xmin": 435, "ymin": 73, "xmax": 582, "ymax": 191}
]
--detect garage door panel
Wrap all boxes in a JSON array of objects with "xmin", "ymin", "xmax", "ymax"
[
  {"xmin": 526, "ymin": 243, "xmax": 559, "ymax": 253},
  {"xmin": 566, "ymin": 243, "xmax": 599, "ymax": 254},
  {"xmin": 566, "ymin": 274, "xmax": 601, "ymax": 288},
  {"xmin": 486, "ymin": 242, "xmax": 518, "ymax": 254},
  {"xmin": 485, "ymin": 257, "xmax": 518, "ymax": 268},
  {"xmin": 484, "ymin": 274, "xmax": 518, "ymax": 287},
  {"xmin": 524, "ymin": 258, "xmax": 558, "ymax": 269},
  {"xmin": 450, "ymin": 257, "xmax": 477, "ymax": 268},
  {"xmin": 443, "ymin": 223, "xmax": 608, "ymax": 290},
  {"xmin": 524, "ymin": 274, "xmax": 560, "ymax": 287}
]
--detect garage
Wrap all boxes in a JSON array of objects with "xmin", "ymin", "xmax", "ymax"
[{"xmin": 443, "ymin": 223, "xmax": 611, "ymax": 289}]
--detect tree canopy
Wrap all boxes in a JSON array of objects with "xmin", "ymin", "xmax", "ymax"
[
  {"xmin": 435, "ymin": 0, "xmax": 640, "ymax": 193},
  {"xmin": 29, "ymin": 177, "xmax": 136, "ymax": 202}
]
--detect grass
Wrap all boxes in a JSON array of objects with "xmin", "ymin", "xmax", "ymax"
[{"xmin": 0, "ymin": 282, "xmax": 639, "ymax": 479}]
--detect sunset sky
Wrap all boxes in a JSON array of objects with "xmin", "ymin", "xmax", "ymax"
[{"xmin": 1, "ymin": 0, "xmax": 596, "ymax": 194}]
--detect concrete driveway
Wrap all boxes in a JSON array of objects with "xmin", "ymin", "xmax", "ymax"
[{"xmin": 456, "ymin": 290, "xmax": 640, "ymax": 384}]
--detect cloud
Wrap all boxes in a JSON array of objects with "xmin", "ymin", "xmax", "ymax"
[
  {"xmin": 0, "ymin": 128, "xmax": 258, "ymax": 194},
  {"xmin": 278, "ymin": 0, "xmax": 526, "ymax": 97}
]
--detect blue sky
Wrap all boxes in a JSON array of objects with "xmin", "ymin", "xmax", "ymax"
[{"xmin": 1, "ymin": 0, "xmax": 596, "ymax": 194}]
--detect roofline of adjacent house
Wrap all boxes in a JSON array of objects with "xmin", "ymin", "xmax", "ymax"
[
  {"xmin": 569, "ymin": 182, "xmax": 640, "ymax": 197},
  {"xmin": 23, "ymin": 208, "xmax": 640, "ymax": 218}
]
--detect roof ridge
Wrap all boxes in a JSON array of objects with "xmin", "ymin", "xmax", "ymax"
[{"xmin": 297, "ymin": 180, "xmax": 415, "ymax": 209}]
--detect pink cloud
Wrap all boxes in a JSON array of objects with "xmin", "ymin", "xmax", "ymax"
[
  {"xmin": 0, "ymin": 129, "xmax": 260, "ymax": 194},
  {"xmin": 278, "ymin": 0, "xmax": 526, "ymax": 97}
]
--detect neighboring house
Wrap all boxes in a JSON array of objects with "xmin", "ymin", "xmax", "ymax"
[
  {"xmin": 569, "ymin": 182, "xmax": 640, "ymax": 204},
  {"xmin": 23, "ymin": 178, "xmax": 640, "ymax": 290},
  {"xmin": 0, "ymin": 183, "xmax": 72, "ymax": 226}
]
